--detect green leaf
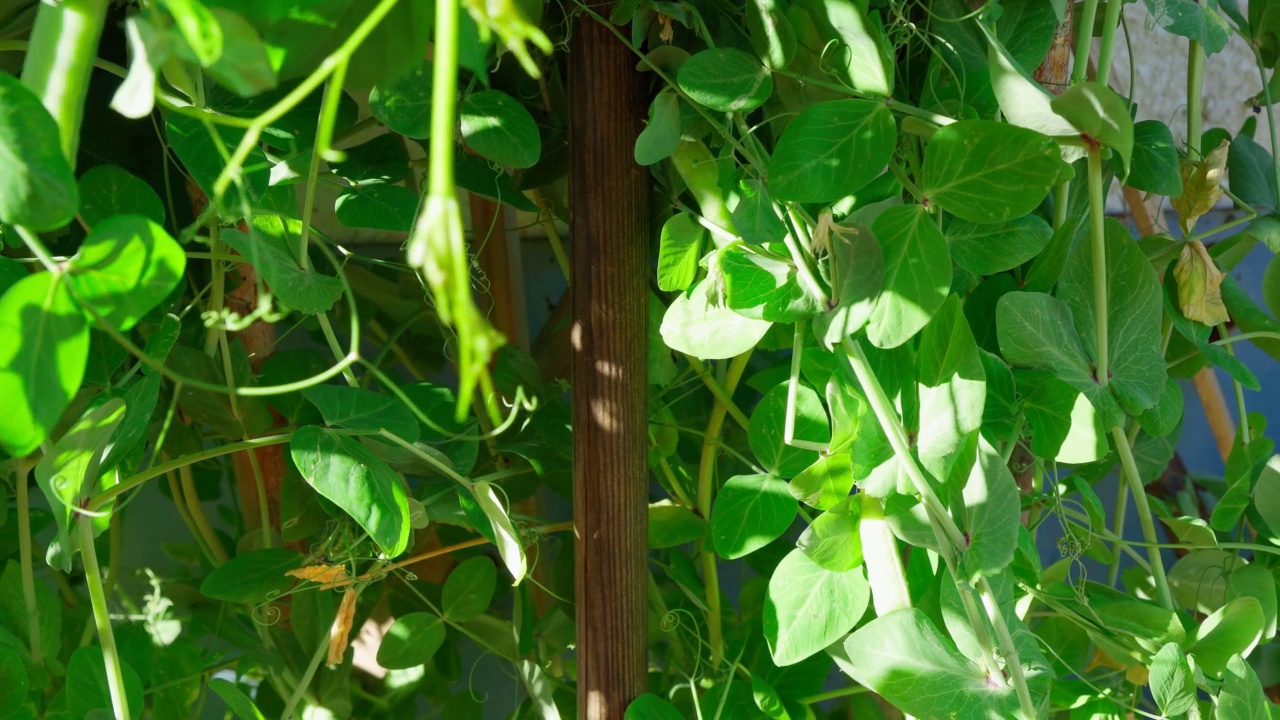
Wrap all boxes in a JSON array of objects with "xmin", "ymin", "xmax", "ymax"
[
  {"xmin": 750, "ymin": 674, "xmax": 791, "ymax": 720},
  {"xmin": 748, "ymin": 383, "xmax": 829, "ymax": 477},
  {"xmin": 369, "ymin": 60, "xmax": 432, "ymax": 139},
  {"xmin": 335, "ymin": 185, "xmax": 418, "ymax": 232},
  {"xmin": 656, "ymin": 213, "xmax": 704, "ymax": 292},
  {"xmin": 677, "ymin": 48, "xmax": 773, "ymax": 113},
  {"xmin": 648, "ymin": 503, "xmax": 706, "ymax": 548},
  {"xmin": 960, "ymin": 437, "xmax": 1021, "ymax": 582},
  {"xmin": 814, "ymin": 219, "xmax": 883, "ymax": 348},
  {"xmin": 219, "ymin": 227, "xmax": 342, "ymax": 315},
  {"xmin": 997, "ymin": 292, "xmax": 1124, "ymax": 428},
  {"xmin": 199, "ymin": 548, "xmax": 302, "ymax": 603},
  {"xmin": 660, "ymin": 279, "xmax": 772, "ymax": 360},
  {"xmin": 377, "ymin": 613, "xmax": 445, "ymax": 669},
  {"xmin": 0, "ymin": 560, "xmax": 61, "ymax": 672},
  {"xmin": 66, "ymin": 215, "xmax": 185, "ymax": 332},
  {"xmin": 0, "ymin": 258, "xmax": 24, "ymax": 296},
  {"xmin": 866, "ymin": 205, "xmax": 951, "ymax": 349},
  {"xmin": 711, "ymin": 473, "xmax": 797, "ymax": 559},
  {"xmin": 1059, "ymin": 218, "xmax": 1167, "ymax": 417},
  {"xmin": 329, "ymin": 134, "xmax": 410, "ymax": 184},
  {"xmin": 291, "ymin": 426, "xmax": 411, "ymax": 557},
  {"xmin": 34, "ymin": 405, "xmax": 126, "ymax": 566},
  {"xmin": 165, "ymin": 114, "xmax": 269, "ymax": 217},
  {"xmin": 208, "ymin": 678, "xmax": 266, "ymax": 720},
  {"xmin": 746, "ymin": 0, "xmax": 796, "ymax": 70},
  {"xmin": 1016, "ymin": 370, "xmax": 1109, "ymax": 463},
  {"xmin": 719, "ymin": 244, "xmax": 821, "ymax": 323},
  {"xmin": 443, "ymin": 556, "xmax": 497, "ymax": 622},
  {"xmin": 921, "ymin": 120, "xmax": 1062, "ymax": 224},
  {"xmin": 801, "ymin": 0, "xmax": 893, "ymax": 95},
  {"xmin": 840, "ymin": 608, "xmax": 1017, "ymax": 719},
  {"xmin": 789, "ymin": 453, "xmax": 853, "ymax": 511},
  {"xmin": 796, "ymin": 496, "xmax": 862, "ymax": 571},
  {"xmin": 1050, "ymin": 82, "xmax": 1134, "ymax": 173},
  {"xmin": 1169, "ymin": 550, "xmax": 1247, "ymax": 613},
  {"xmin": 765, "ymin": 548, "xmax": 869, "ymax": 666},
  {"xmin": 470, "ymin": 480, "xmax": 527, "ymax": 584},
  {"xmin": 1149, "ymin": 643, "xmax": 1196, "ymax": 717},
  {"xmin": 1187, "ymin": 597, "xmax": 1264, "ymax": 676},
  {"xmin": 1218, "ymin": 654, "xmax": 1271, "ymax": 720},
  {"xmin": 0, "ymin": 646, "xmax": 26, "ymax": 717},
  {"xmin": 1229, "ymin": 134, "xmax": 1278, "ymax": 211},
  {"xmin": 1125, "ymin": 120, "xmax": 1183, "ymax": 197},
  {"xmin": 455, "ymin": 152, "xmax": 536, "ymax": 212},
  {"xmin": 917, "ymin": 296, "xmax": 985, "ymax": 473},
  {"xmin": 0, "ymin": 273, "xmax": 90, "ymax": 457},
  {"xmin": 1227, "ymin": 562, "xmax": 1278, "ymax": 643},
  {"xmin": 732, "ymin": 179, "xmax": 787, "ymax": 245},
  {"xmin": 945, "ymin": 214, "xmax": 1053, "ymax": 276},
  {"xmin": 460, "ymin": 90, "xmax": 540, "ymax": 169},
  {"xmin": 0, "ymin": 72, "xmax": 78, "ymax": 231},
  {"xmin": 160, "ymin": 0, "xmax": 222, "ymax": 65},
  {"xmin": 67, "ymin": 646, "xmax": 144, "ymax": 720},
  {"xmin": 625, "ymin": 694, "xmax": 684, "ymax": 720},
  {"xmin": 204, "ymin": 9, "xmax": 277, "ymax": 96},
  {"xmin": 1139, "ymin": 0, "xmax": 1231, "ymax": 54},
  {"xmin": 301, "ymin": 385, "xmax": 420, "ymax": 442},
  {"xmin": 78, "ymin": 165, "xmax": 166, "ymax": 227},
  {"xmin": 635, "ymin": 90, "xmax": 681, "ymax": 166},
  {"xmin": 767, "ymin": 99, "xmax": 896, "ymax": 203}
]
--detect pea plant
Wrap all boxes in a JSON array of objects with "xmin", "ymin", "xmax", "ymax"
[
  {"xmin": 628, "ymin": 0, "xmax": 1280, "ymax": 717},
  {"xmin": 0, "ymin": 0, "xmax": 1279, "ymax": 718}
]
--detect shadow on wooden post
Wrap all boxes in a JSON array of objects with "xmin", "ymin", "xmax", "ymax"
[{"xmin": 569, "ymin": 7, "xmax": 650, "ymax": 719}]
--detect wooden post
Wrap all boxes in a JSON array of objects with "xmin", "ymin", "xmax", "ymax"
[{"xmin": 569, "ymin": 9, "xmax": 650, "ymax": 719}]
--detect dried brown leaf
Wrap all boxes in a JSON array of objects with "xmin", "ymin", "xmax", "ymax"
[
  {"xmin": 1171, "ymin": 140, "xmax": 1228, "ymax": 236},
  {"xmin": 328, "ymin": 588, "xmax": 357, "ymax": 665}
]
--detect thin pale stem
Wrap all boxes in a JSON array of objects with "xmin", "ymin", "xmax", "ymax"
[
  {"xmin": 696, "ymin": 351, "xmax": 753, "ymax": 669},
  {"xmin": 1071, "ymin": 0, "xmax": 1100, "ymax": 84},
  {"xmin": 14, "ymin": 461, "xmax": 42, "ymax": 665},
  {"xmin": 1188, "ymin": 41, "xmax": 1204, "ymax": 158},
  {"xmin": 79, "ymin": 516, "xmax": 131, "ymax": 720},
  {"xmin": 1095, "ymin": 0, "xmax": 1124, "ymax": 86},
  {"xmin": 1111, "ymin": 427, "xmax": 1174, "ymax": 610},
  {"xmin": 1087, "ymin": 148, "xmax": 1110, "ymax": 388}
]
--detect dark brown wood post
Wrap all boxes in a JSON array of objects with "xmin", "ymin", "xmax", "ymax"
[{"xmin": 569, "ymin": 8, "xmax": 650, "ymax": 719}]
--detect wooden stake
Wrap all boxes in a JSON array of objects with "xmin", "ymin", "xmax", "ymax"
[{"xmin": 570, "ymin": 9, "xmax": 650, "ymax": 718}]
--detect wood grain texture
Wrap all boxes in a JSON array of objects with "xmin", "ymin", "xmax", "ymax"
[{"xmin": 569, "ymin": 9, "xmax": 650, "ymax": 719}]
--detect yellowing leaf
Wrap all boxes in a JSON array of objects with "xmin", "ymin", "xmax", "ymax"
[
  {"xmin": 286, "ymin": 564, "xmax": 350, "ymax": 585},
  {"xmin": 1174, "ymin": 240, "xmax": 1230, "ymax": 326},
  {"xmin": 1171, "ymin": 140, "xmax": 1228, "ymax": 235},
  {"xmin": 328, "ymin": 588, "xmax": 357, "ymax": 666}
]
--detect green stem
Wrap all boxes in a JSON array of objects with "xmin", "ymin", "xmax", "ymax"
[
  {"xmin": 1219, "ymin": 324, "xmax": 1251, "ymax": 443},
  {"xmin": 841, "ymin": 338, "xmax": 1035, "ymax": 719},
  {"xmin": 1053, "ymin": 182, "xmax": 1071, "ymax": 231},
  {"xmin": 14, "ymin": 461, "xmax": 42, "ymax": 665},
  {"xmin": 210, "ymin": 0, "xmax": 402, "ymax": 204},
  {"xmin": 696, "ymin": 351, "xmax": 752, "ymax": 669},
  {"xmin": 1095, "ymin": 0, "xmax": 1124, "ymax": 86},
  {"xmin": 1110, "ymin": 427, "xmax": 1174, "ymax": 610},
  {"xmin": 683, "ymin": 356, "xmax": 749, "ymax": 431},
  {"xmin": 179, "ymin": 463, "xmax": 229, "ymax": 564},
  {"xmin": 79, "ymin": 516, "xmax": 131, "ymax": 720},
  {"xmin": 1087, "ymin": 148, "xmax": 1110, "ymax": 388},
  {"xmin": 91, "ymin": 433, "xmax": 296, "ymax": 511},
  {"xmin": 20, "ymin": 0, "xmax": 108, "ymax": 167},
  {"xmin": 1255, "ymin": 53, "xmax": 1280, "ymax": 209},
  {"xmin": 280, "ymin": 620, "xmax": 331, "ymax": 720},
  {"xmin": 1071, "ymin": 0, "xmax": 1100, "ymax": 84},
  {"xmin": 1187, "ymin": 41, "xmax": 1204, "ymax": 158},
  {"xmin": 1107, "ymin": 423, "xmax": 1143, "ymax": 587},
  {"xmin": 428, "ymin": 0, "xmax": 458, "ymax": 197}
]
